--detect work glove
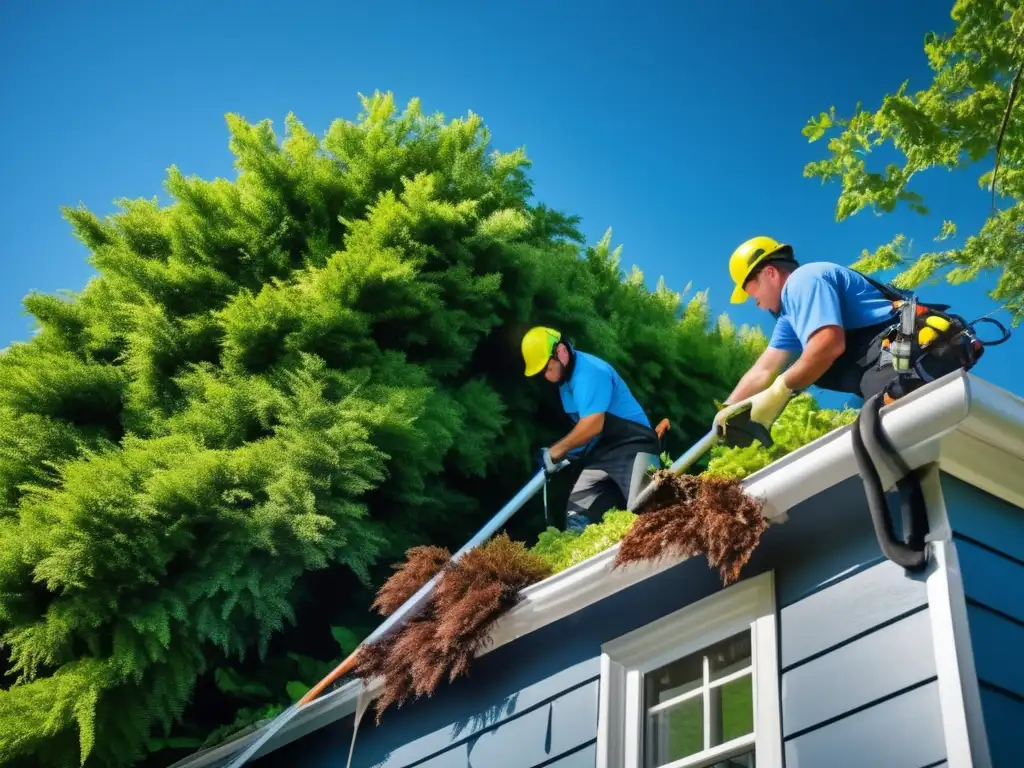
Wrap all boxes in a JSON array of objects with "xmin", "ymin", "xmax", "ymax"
[
  {"xmin": 537, "ymin": 447, "xmax": 560, "ymax": 475},
  {"xmin": 713, "ymin": 375, "xmax": 794, "ymax": 445}
]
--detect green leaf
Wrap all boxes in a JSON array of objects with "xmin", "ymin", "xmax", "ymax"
[
  {"xmin": 147, "ymin": 736, "xmax": 204, "ymax": 752},
  {"xmin": 803, "ymin": 1, "xmax": 1024, "ymax": 323},
  {"xmin": 802, "ymin": 110, "xmax": 834, "ymax": 141},
  {"xmin": 330, "ymin": 625, "xmax": 365, "ymax": 656},
  {"xmin": 286, "ymin": 680, "xmax": 311, "ymax": 702},
  {"xmin": 214, "ymin": 668, "xmax": 274, "ymax": 699}
]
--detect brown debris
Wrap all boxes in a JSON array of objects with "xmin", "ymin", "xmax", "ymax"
[
  {"xmin": 371, "ymin": 544, "xmax": 451, "ymax": 617},
  {"xmin": 352, "ymin": 534, "xmax": 552, "ymax": 722},
  {"xmin": 614, "ymin": 469, "xmax": 767, "ymax": 585}
]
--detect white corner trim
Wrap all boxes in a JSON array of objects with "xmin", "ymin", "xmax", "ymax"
[
  {"xmin": 751, "ymin": 573, "xmax": 782, "ymax": 767},
  {"xmin": 596, "ymin": 571, "xmax": 782, "ymax": 768},
  {"xmin": 921, "ymin": 467, "xmax": 992, "ymax": 768},
  {"xmin": 596, "ymin": 652, "xmax": 627, "ymax": 768}
]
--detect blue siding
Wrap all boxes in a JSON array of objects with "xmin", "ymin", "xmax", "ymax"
[
  {"xmin": 784, "ymin": 680, "xmax": 946, "ymax": 768},
  {"xmin": 940, "ymin": 473, "xmax": 1024, "ymax": 767},
  {"xmin": 978, "ymin": 686, "xmax": 1024, "ymax": 768},
  {"xmin": 257, "ymin": 475, "xmax": 939, "ymax": 767},
  {"xmin": 261, "ymin": 538, "xmax": 755, "ymax": 767},
  {"xmin": 778, "ymin": 555, "xmax": 943, "ymax": 764},
  {"xmin": 781, "ymin": 607, "xmax": 935, "ymax": 735}
]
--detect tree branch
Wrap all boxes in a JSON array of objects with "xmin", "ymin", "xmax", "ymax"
[{"xmin": 991, "ymin": 58, "xmax": 1024, "ymax": 214}]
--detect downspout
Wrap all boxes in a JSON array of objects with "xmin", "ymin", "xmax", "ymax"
[{"xmin": 850, "ymin": 392, "xmax": 929, "ymax": 571}]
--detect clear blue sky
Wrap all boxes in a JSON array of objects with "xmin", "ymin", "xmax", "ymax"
[{"xmin": 1, "ymin": 0, "xmax": 1018, "ymax": 411}]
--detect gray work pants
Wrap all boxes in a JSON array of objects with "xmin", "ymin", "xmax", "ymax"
[{"xmin": 565, "ymin": 451, "xmax": 661, "ymax": 532}]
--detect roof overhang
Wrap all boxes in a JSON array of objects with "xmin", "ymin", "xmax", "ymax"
[{"xmin": 173, "ymin": 370, "xmax": 1024, "ymax": 767}]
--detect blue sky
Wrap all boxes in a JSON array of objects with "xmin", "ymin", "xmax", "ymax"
[{"xmin": 1, "ymin": 0, "xmax": 1018, "ymax": 411}]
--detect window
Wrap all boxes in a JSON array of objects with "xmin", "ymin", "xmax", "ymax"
[{"xmin": 596, "ymin": 571, "xmax": 781, "ymax": 768}]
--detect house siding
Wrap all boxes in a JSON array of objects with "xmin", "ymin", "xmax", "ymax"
[
  {"xmin": 778, "ymin": 557, "xmax": 945, "ymax": 768},
  {"xmin": 256, "ymin": 475, "xmax": 953, "ymax": 768},
  {"xmin": 260, "ymin": 540, "xmax": 755, "ymax": 767},
  {"xmin": 940, "ymin": 473, "xmax": 1024, "ymax": 768}
]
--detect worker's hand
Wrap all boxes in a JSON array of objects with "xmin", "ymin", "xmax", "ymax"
[
  {"xmin": 537, "ymin": 447, "xmax": 560, "ymax": 475},
  {"xmin": 714, "ymin": 376, "xmax": 794, "ymax": 437},
  {"xmin": 747, "ymin": 375, "xmax": 794, "ymax": 427}
]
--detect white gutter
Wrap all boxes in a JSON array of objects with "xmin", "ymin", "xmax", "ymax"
[{"xmin": 170, "ymin": 370, "xmax": 1024, "ymax": 767}]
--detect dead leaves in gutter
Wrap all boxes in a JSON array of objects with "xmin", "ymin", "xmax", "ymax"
[
  {"xmin": 615, "ymin": 470, "xmax": 767, "ymax": 585},
  {"xmin": 353, "ymin": 472, "xmax": 767, "ymax": 721}
]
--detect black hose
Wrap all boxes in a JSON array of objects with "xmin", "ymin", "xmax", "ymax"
[{"xmin": 850, "ymin": 393, "xmax": 929, "ymax": 571}]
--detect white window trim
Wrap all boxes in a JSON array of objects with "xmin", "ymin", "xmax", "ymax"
[{"xmin": 596, "ymin": 570, "xmax": 782, "ymax": 768}]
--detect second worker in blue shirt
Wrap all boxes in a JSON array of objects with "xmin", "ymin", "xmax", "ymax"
[{"xmin": 522, "ymin": 327, "xmax": 663, "ymax": 532}]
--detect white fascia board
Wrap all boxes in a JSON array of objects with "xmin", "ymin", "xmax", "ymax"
[
  {"xmin": 937, "ymin": 373, "xmax": 1024, "ymax": 511},
  {"xmin": 179, "ymin": 372, "xmax": 1024, "ymax": 767}
]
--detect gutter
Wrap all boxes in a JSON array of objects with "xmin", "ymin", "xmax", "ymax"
[{"xmin": 170, "ymin": 370, "xmax": 1024, "ymax": 767}]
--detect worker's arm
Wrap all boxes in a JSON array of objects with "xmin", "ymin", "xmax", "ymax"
[
  {"xmin": 724, "ymin": 346, "xmax": 792, "ymax": 404},
  {"xmin": 549, "ymin": 363, "xmax": 614, "ymax": 463},
  {"xmin": 780, "ymin": 324, "xmax": 846, "ymax": 390},
  {"xmin": 716, "ymin": 273, "xmax": 848, "ymax": 438},
  {"xmin": 550, "ymin": 412, "xmax": 605, "ymax": 462}
]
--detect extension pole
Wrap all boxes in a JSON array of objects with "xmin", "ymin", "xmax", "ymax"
[
  {"xmin": 224, "ymin": 461, "xmax": 567, "ymax": 768},
  {"xmin": 225, "ymin": 426, "xmax": 721, "ymax": 767}
]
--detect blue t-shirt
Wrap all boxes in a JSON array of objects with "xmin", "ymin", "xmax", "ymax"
[
  {"xmin": 769, "ymin": 262, "xmax": 898, "ymax": 353},
  {"xmin": 559, "ymin": 350, "xmax": 654, "ymax": 458}
]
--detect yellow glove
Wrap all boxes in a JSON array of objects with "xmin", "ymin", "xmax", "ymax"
[
  {"xmin": 749, "ymin": 374, "xmax": 793, "ymax": 427},
  {"xmin": 713, "ymin": 375, "xmax": 794, "ymax": 435}
]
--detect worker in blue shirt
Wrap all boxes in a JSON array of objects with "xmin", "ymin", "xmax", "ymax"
[
  {"xmin": 713, "ymin": 236, "xmax": 987, "ymax": 445},
  {"xmin": 521, "ymin": 327, "xmax": 662, "ymax": 532}
]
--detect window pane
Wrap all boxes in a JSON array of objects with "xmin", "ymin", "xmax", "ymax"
[
  {"xmin": 708, "ymin": 673, "xmax": 754, "ymax": 746},
  {"xmin": 644, "ymin": 652, "xmax": 703, "ymax": 708},
  {"xmin": 645, "ymin": 694, "xmax": 703, "ymax": 767},
  {"xmin": 708, "ymin": 630, "xmax": 752, "ymax": 681}
]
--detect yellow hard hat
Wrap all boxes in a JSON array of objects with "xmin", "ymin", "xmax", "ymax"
[
  {"xmin": 522, "ymin": 326, "xmax": 561, "ymax": 376},
  {"xmin": 728, "ymin": 236, "xmax": 793, "ymax": 304}
]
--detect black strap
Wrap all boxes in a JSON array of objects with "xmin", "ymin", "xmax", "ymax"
[
  {"xmin": 856, "ymin": 271, "xmax": 911, "ymax": 303},
  {"xmin": 856, "ymin": 270, "xmax": 953, "ymax": 313}
]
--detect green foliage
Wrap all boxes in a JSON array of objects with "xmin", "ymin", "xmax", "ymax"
[
  {"xmin": 703, "ymin": 394, "xmax": 859, "ymax": 479},
  {"xmin": 0, "ymin": 92, "xmax": 764, "ymax": 766},
  {"xmin": 529, "ymin": 509, "xmax": 638, "ymax": 574},
  {"xmin": 528, "ymin": 394, "xmax": 857, "ymax": 575},
  {"xmin": 804, "ymin": 0, "xmax": 1024, "ymax": 323}
]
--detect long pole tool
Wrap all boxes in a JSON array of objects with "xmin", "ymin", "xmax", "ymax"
[{"xmin": 226, "ymin": 426, "xmax": 721, "ymax": 767}]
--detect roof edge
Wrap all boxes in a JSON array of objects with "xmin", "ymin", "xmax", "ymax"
[{"xmin": 172, "ymin": 371, "xmax": 1024, "ymax": 767}]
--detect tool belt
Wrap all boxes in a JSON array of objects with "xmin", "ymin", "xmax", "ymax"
[{"xmin": 859, "ymin": 273, "xmax": 1010, "ymax": 403}]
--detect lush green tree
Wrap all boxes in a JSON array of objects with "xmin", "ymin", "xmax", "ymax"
[
  {"xmin": 803, "ymin": 0, "xmax": 1024, "ymax": 323},
  {"xmin": 0, "ymin": 93, "xmax": 765, "ymax": 767}
]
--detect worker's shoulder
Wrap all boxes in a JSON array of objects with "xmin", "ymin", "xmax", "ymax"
[
  {"xmin": 575, "ymin": 349, "xmax": 610, "ymax": 370},
  {"xmin": 574, "ymin": 350, "xmax": 620, "ymax": 378},
  {"xmin": 787, "ymin": 261, "xmax": 867, "ymax": 292},
  {"xmin": 790, "ymin": 260, "xmax": 852, "ymax": 281}
]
